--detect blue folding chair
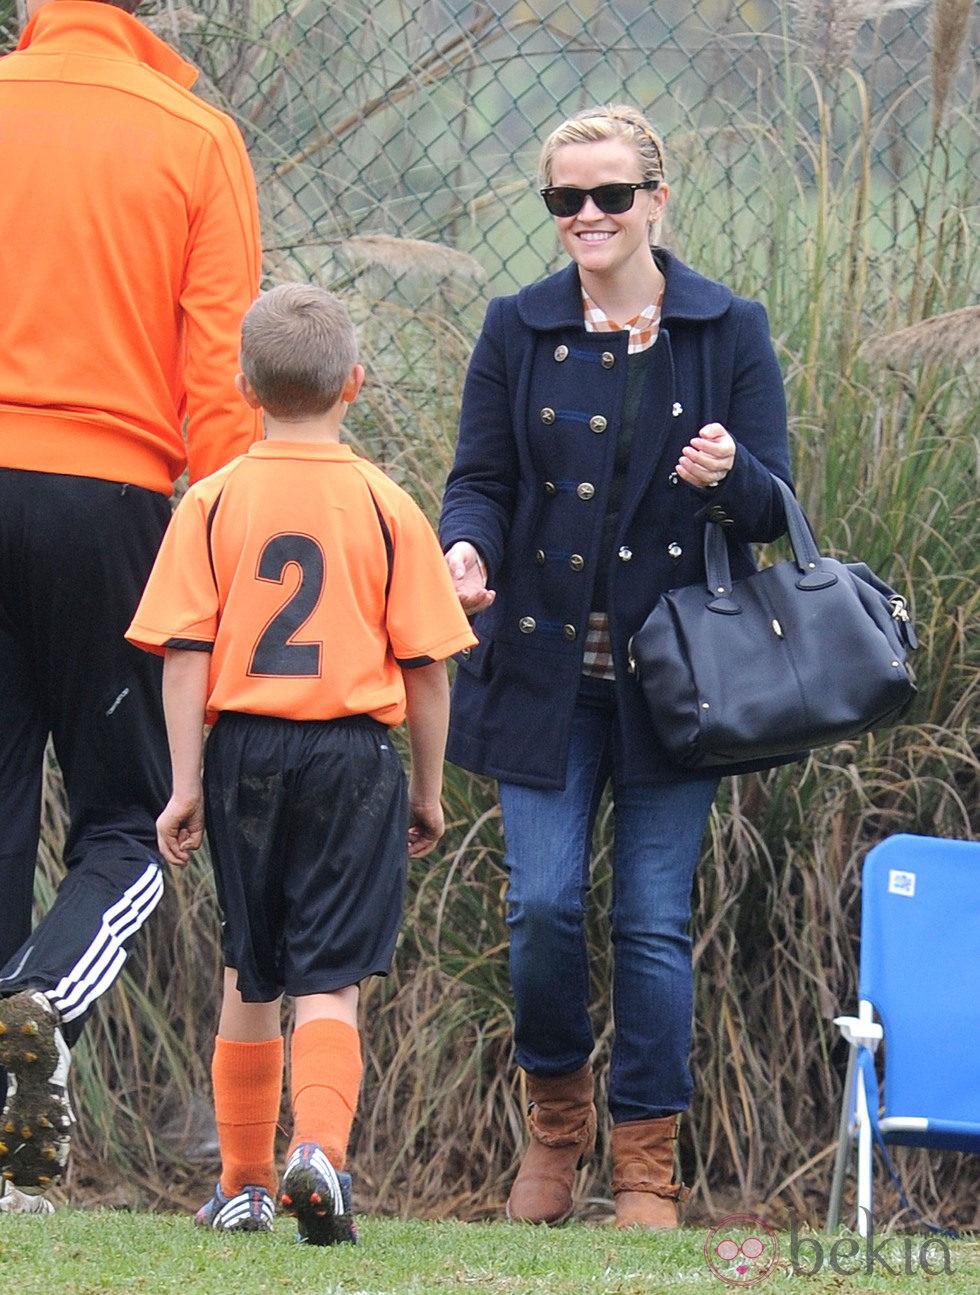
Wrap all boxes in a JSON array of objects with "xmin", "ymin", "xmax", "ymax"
[{"xmin": 828, "ymin": 833, "xmax": 980, "ymax": 1235}]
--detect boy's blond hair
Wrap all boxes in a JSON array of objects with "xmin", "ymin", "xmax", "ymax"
[
  {"xmin": 240, "ymin": 283, "xmax": 358, "ymax": 421},
  {"xmin": 538, "ymin": 104, "xmax": 667, "ymax": 188}
]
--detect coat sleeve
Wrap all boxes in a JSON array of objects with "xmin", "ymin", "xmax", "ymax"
[
  {"xmin": 701, "ymin": 298, "xmax": 793, "ymax": 543},
  {"xmin": 179, "ymin": 120, "xmax": 262, "ymax": 483},
  {"xmin": 439, "ymin": 297, "xmax": 521, "ymax": 579}
]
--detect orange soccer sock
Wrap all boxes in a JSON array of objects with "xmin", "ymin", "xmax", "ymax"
[
  {"xmin": 288, "ymin": 1018, "xmax": 363, "ymax": 1171},
  {"xmin": 212, "ymin": 1035, "xmax": 284, "ymax": 1197}
]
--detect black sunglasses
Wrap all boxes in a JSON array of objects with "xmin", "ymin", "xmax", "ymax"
[{"xmin": 539, "ymin": 180, "xmax": 659, "ymax": 218}]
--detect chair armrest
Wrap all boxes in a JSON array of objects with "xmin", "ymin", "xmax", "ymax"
[{"xmin": 834, "ymin": 1015, "xmax": 883, "ymax": 1051}]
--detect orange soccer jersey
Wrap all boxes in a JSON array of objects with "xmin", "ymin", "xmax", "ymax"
[{"xmin": 126, "ymin": 440, "xmax": 476, "ymax": 725}]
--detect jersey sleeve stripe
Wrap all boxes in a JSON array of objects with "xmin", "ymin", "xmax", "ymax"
[
  {"xmin": 364, "ymin": 483, "xmax": 394, "ymax": 602},
  {"xmin": 164, "ymin": 637, "xmax": 214, "ymax": 651},
  {"xmin": 205, "ymin": 487, "xmax": 225, "ymax": 592}
]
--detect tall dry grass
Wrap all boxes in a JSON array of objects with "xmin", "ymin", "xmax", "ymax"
[{"xmin": 16, "ymin": 0, "xmax": 979, "ymax": 1231}]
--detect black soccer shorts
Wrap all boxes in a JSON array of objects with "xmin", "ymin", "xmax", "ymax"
[{"xmin": 203, "ymin": 710, "xmax": 409, "ymax": 1001}]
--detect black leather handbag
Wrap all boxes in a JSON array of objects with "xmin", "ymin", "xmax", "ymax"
[{"xmin": 627, "ymin": 476, "xmax": 918, "ymax": 770}]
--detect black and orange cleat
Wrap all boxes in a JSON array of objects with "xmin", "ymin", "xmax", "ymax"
[
  {"xmin": 279, "ymin": 1142, "xmax": 357, "ymax": 1246},
  {"xmin": 0, "ymin": 992, "xmax": 74, "ymax": 1188}
]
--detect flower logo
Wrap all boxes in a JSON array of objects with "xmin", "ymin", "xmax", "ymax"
[{"xmin": 704, "ymin": 1213, "xmax": 780, "ymax": 1286}]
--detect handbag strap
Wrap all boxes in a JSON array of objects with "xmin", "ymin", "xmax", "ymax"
[{"xmin": 703, "ymin": 475, "xmax": 838, "ymax": 607}]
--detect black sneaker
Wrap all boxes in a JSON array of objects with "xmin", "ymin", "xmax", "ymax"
[
  {"xmin": 194, "ymin": 1182, "xmax": 275, "ymax": 1232},
  {"xmin": 279, "ymin": 1142, "xmax": 357, "ymax": 1245},
  {"xmin": 0, "ymin": 991, "xmax": 74, "ymax": 1187}
]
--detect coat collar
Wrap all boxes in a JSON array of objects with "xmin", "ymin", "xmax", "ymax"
[
  {"xmin": 515, "ymin": 249, "xmax": 734, "ymax": 331},
  {"xmin": 17, "ymin": 0, "xmax": 198, "ymax": 90}
]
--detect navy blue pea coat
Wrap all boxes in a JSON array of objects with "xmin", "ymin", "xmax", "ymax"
[{"xmin": 439, "ymin": 251, "xmax": 793, "ymax": 788}]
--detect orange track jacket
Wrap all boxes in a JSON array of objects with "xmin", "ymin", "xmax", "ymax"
[{"xmin": 0, "ymin": 0, "xmax": 262, "ymax": 493}]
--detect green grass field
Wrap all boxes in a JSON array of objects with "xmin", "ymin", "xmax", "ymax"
[{"xmin": 2, "ymin": 1213, "xmax": 980, "ymax": 1295}]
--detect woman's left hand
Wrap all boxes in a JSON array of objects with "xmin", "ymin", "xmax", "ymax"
[
  {"xmin": 676, "ymin": 422, "xmax": 736, "ymax": 489},
  {"xmin": 445, "ymin": 541, "xmax": 496, "ymax": 615}
]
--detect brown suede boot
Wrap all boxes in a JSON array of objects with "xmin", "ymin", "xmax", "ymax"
[
  {"xmin": 611, "ymin": 1115, "xmax": 689, "ymax": 1229},
  {"xmin": 506, "ymin": 1063, "xmax": 597, "ymax": 1225}
]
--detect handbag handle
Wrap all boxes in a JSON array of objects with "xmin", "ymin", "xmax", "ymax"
[{"xmin": 703, "ymin": 475, "xmax": 837, "ymax": 612}]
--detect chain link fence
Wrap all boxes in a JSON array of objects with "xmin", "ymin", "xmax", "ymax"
[
  {"xmin": 185, "ymin": 0, "xmax": 978, "ymax": 488},
  {"xmin": 198, "ymin": 6, "xmax": 976, "ymax": 292},
  {"xmin": 3, "ymin": 0, "xmax": 976, "ymax": 416}
]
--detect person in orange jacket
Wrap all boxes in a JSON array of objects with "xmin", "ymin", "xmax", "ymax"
[{"xmin": 0, "ymin": 0, "xmax": 262, "ymax": 1212}]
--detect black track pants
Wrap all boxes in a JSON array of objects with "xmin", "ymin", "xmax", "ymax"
[{"xmin": 0, "ymin": 468, "xmax": 171, "ymax": 1047}]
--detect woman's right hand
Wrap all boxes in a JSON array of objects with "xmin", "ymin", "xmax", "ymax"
[{"xmin": 445, "ymin": 541, "xmax": 496, "ymax": 615}]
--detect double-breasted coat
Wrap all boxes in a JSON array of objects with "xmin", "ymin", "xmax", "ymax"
[{"xmin": 439, "ymin": 251, "xmax": 793, "ymax": 788}]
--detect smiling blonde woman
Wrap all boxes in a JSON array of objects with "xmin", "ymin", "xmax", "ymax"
[{"xmin": 440, "ymin": 104, "xmax": 794, "ymax": 1229}]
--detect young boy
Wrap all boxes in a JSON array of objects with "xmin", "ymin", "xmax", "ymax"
[{"xmin": 126, "ymin": 283, "xmax": 476, "ymax": 1243}]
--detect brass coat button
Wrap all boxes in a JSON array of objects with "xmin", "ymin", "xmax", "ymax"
[
  {"xmin": 569, "ymin": 553, "xmax": 585, "ymax": 571},
  {"xmin": 618, "ymin": 546, "xmax": 633, "ymax": 562},
  {"xmin": 577, "ymin": 482, "xmax": 595, "ymax": 500},
  {"xmin": 519, "ymin": 616, "xmax": 537, "ymax": 634},
  {"xmin": 589, "ymin": 414, "xmax": 608, "ymax": 434},
  {"xmin": 540, "ymin": 407, "xmax": 556, "ymax": 425},
  {"xmin": 667, "ymin": 542, "xmax": 683, "ymax": 558},
  {"xmin": 554, "ymin": 345, "xmax": 569, "ymax": 362},
  {"xmin": 562, "ymin": 624, "xmax": 577, "ymax": 641},
  {"xmin": 668, "ymin": 471, "xmax": 679, "ymax": 486},
  {"xmin": 601, "ymin": 351, "xmax": 615, "ymax": 369},
  {"xmin": 459, "ymin": 647, "xmax": 472, "ymax": 660},
  {"xmin": 544, "ymin": 481, "xmax": 557, "ymax": 496},
  {"xmin": 535, "ymin": 549, "xmax": 546, "ymax": 565}
]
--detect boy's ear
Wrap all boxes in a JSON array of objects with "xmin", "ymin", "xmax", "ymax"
[
  {"xmin": 342, "ymin": 363, "xmax": 366, "ymax": 405},
  {"xmin": 235, "ymin": 372, "xmax": 262, "ymax": 409}
]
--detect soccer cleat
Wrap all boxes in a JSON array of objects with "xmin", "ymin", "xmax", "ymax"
[
  {"xmin": 0, "ymin": 991, "xmax": 75, "ymax": 1187},
  {"xmin": 194, "ymin": 1183, "xmax": 275, "ymax": 1232},
  {"xmin": 0, "ymin": 1177, "xmax": 55, "ymax": 1215},
  {"xmin": 279, "ymin": 1142, "xmax": 357, "ymax": 1246}
]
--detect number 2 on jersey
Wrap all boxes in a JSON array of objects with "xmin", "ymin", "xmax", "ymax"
[{"xmin": 248, "ymin": 534, "xmax": 324, "ymax": 677}]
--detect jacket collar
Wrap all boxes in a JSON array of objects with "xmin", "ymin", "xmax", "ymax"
[
  {"xmin": 17, "ymin": 0, "xmax": 198, "ymax": 89},
  {"xmin": 515, "ymin": 248, "xmax": 734, "ymax": 331}
]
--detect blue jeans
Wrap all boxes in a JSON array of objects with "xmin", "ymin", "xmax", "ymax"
[{"xmin": 499, "ymin": 692, "xmax": 719, "ymax": 1124}]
